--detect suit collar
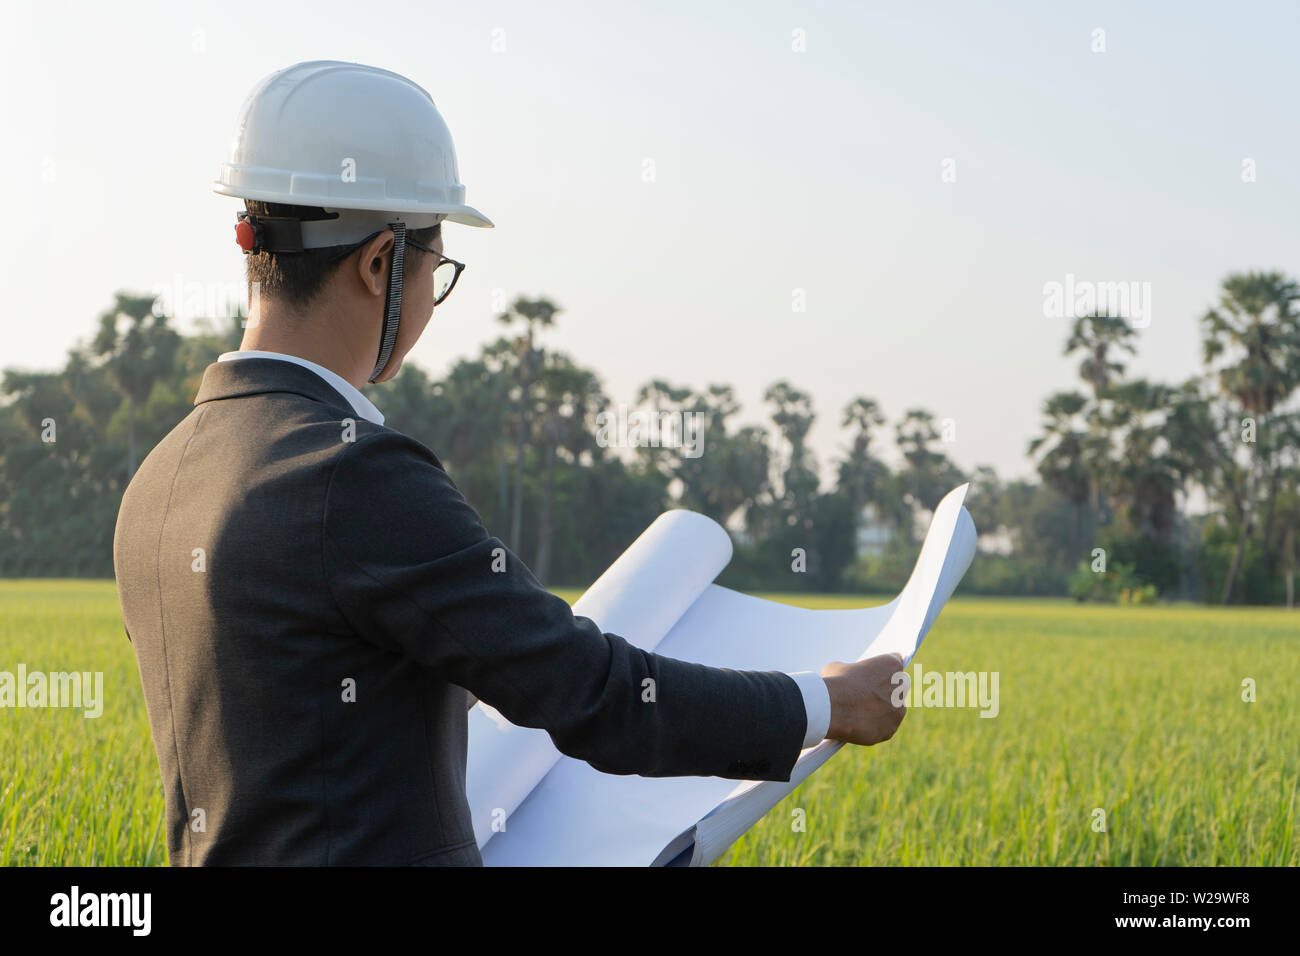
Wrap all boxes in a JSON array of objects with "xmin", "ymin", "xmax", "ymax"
[
  {"xmin": 216, "ymin": 351, "xmax": 384, "ymax": 424},
  {"xmin": 194, "ymin": 357, "xmax": 365, "ymax": 421}
]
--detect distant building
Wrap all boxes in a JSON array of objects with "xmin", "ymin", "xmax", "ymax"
[
  {"xmin": 977, "ymin": 526, "xmax": 1014, "ymax": 555},
  {"xmin": 856, "ymin": 504, "xmax": 895, "ymax": 557}
]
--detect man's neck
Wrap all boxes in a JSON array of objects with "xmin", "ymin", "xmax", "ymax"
[{"xmin": 241, "ymin": 302, "xmax": 372, "ymax": 388}]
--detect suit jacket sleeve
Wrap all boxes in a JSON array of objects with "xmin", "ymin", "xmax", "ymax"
[{"xmin": 322, "ymin": 429, "xmax": 808, "ymax": 782}]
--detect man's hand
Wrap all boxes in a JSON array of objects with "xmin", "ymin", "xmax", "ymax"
[{"xmin": 821, "ymin": 653, "xmax": 907, "ymax": 746}]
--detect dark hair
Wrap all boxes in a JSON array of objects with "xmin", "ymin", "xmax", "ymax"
[{"xmin": 243, "ymin": 200, "xmax": 440, "ymax": 308}]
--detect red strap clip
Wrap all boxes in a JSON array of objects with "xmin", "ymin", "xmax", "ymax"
[{"xmin": 234, "ymin": 217, "xmax": 259, "ymax": 252}]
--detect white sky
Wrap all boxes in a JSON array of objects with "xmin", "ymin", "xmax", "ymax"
[{"xmin": 2, "ymin": 0, "xmax": 1297, "ymax": 480}]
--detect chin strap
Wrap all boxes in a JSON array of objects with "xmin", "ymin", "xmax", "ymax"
[{"xmin": 369, "ymin": 221, "xmax": 406, "ymax": 383}]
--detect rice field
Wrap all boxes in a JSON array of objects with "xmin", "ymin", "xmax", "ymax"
[{"xmin": 1, "ymin": 581, "xmax": 1295, "ymax": 866}]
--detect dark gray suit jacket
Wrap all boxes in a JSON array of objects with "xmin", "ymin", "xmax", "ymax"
[{"xmin": 113, "ymin": 358, "xmax": 807, "ymax": 865}]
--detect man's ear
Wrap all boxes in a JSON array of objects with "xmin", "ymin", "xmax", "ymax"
[{"xmin": 355, "ymin": 230, "xmax": 395, "ymax": 297}]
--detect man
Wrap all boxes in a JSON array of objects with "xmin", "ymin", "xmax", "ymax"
[{"xmin": 114, "ymin": 60, "xmax": 905, "ymax": 866}]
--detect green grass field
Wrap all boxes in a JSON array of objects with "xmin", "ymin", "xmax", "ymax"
[{"xmin": 1, "ymin": 580, "xmax": 1296, "ymax": 866}]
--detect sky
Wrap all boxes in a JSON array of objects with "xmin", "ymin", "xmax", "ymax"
[{"xmin": 2, "ymin": 0, "xmax": 1297, "ymax": 481}]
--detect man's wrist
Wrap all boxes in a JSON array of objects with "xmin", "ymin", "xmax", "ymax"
[{"xmin": 786, "ymin": 670, "xmax": 832, "ymax": 749}]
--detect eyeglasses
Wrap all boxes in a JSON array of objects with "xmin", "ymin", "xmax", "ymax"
[
  {"xmin": 406, "ymin": 236, "xmax": 466, "ymax": 306},
  {"xmin": 325, "ymin": 231, "xmax": 467, "ymax": 306}
]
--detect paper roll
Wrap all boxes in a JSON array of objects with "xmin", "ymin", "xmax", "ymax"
[{"xmin": 465, "ymin": 508, "xmax": 735, "ymax": 848}]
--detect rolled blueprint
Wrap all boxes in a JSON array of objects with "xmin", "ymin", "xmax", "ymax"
[
  {"xmin": 473, "ymin": 483, "xmax": 977, "ymax": 866},
  {"xmin": 464, "ymin": 509, "xmax": 733, "ymax": 846}
]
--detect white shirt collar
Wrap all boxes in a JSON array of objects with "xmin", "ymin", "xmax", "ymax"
[{"xmin": 217, "ymin": 350, "xmax": 385, "ymax": 426}]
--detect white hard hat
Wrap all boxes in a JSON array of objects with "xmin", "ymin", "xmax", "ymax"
[
  {"xmin": 213, "ymin": 59, "xmax": 493, "ymax": 232},
  {"xmin": 214, "ymin": 60, "xmax": 493, "ymax": 383}
]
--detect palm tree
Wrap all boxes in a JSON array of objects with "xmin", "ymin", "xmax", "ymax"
[
  {"xmin": 533, "ymin": 356, "xmax": 602, "ymax": 583},
  {"xmin": 633, "ymin": 379, "xmax": 694, "ymax": 477},
  {"xmin": 895, "ymin": 408, "xmax": 937, "ymax": 492},
  {"xmin": 1065, "ymin": 312, "xmax": 1138, "ymax": 398},
  {"xmin": 1061, "ymin": 312, "xmax": 1141, "ymax": 517},
  {"xmin": 496, "ymin": 297, "xmax": 560, "ymax": 549},
  {"xmin": 671, "ymin": 385, "xmax": 772, "ymax": 527},
  {"xmin": 1104, "ymin": 380, "xmax": 1188, "ymax": 539},
  {"xmin": 763, "ymin": 381, "xmax": 819, "ymax": 516},
  {"xmin": 896, "ymin": 408, "xmax": 961, "ymax": 513},
  {"xmin": 1257, "ymin": 411, "xmax": 1300, "ymax": 562},
  {"xmin": 1201, "ymin": 271, "xmax": 1300, "ymax": 603},
  {"xmin": 670, "ymin": 385, "xmax": 769, "ymax": 528},
  {"xmin": 1028, "ymin": 391, "xmax": 1092, "ymax": 541},
  {"xmin": 838, "ymin": 397, "xmax": 887, "ymax": 516},
  {"xmin": 1274, "ymin": 478, "xmax": 1300, "ymax": 609},
  {"xmin": 480, "ymin": 338, "xmax": 522, "ymax": 525},
  {"xmin": 91, "ymin": 293, "xmax": 180, "ymax": 477},
  {"xmin": 712, "ymin": 425, "xmax": 772, "ymax": 527}
]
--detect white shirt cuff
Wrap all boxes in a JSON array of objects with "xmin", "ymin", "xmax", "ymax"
[{"xmin": 786, "ymin": 670, "xmax": 831, "ymax": 749}]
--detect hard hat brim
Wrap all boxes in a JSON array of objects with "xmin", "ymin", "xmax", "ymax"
[{"xmin": 212, "ymin": 181, "xmax": 494, "ymax": 228}]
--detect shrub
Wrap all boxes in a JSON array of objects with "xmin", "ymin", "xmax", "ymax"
[{"xmin": 1069, "ymin": 559, "xmax": 1151, "ymax": 603}]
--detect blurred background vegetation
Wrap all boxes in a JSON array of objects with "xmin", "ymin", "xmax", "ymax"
[{"xmin": 2, "ymin": 269, "xmax": 1298, "ymax": 606}]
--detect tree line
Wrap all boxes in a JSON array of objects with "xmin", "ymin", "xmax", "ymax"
[
  {"xmin": 1, "ymin": 271, "xmax": 1297, "ymax": 605},
  {"xmin": 1024, "ymin": 272, "xmax": 1300, "ymax": 606}
]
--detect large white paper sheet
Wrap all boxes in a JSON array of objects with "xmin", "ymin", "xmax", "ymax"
[
  {"xmin": 466, "ymin": 484, "xmax": 977, "ymax": 865},
  {"xmin": 463, "ymin": 510, "xmax": 731, "ymax": 847}
]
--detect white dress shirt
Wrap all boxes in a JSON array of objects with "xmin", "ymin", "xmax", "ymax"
[
  {"xmin": 218, "ymin": 350, "xmax": 385, "ymax": 426},
  {"xmin": 216, "ymin": 350, "xmax": 831, "ymax": 749}
]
